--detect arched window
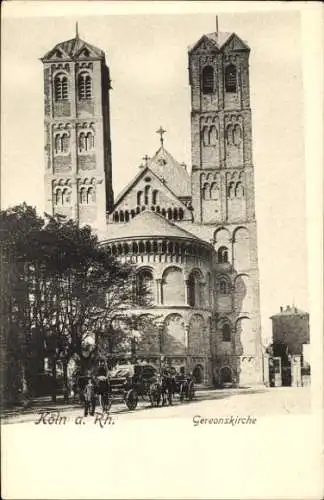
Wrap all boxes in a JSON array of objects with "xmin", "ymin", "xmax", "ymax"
[
  {"xmin": 162, "ymin": 268, "xmax": 184, "ymax": 305},
  {"xmin": 87, "ymin": 187, "xmax": 95, "ymax": 204},
  {"xmin": 225, "ymin": 64, "xmax": 237, "ymax": 93},
  {"xmin": 78, "ymin": 73, "xmax": 92, "ymax": 100},
  {"xmin": 210, "ymin": 183, "xmax": 219, "ymax": 200},
  {"xmin": 139, "ymin": 241, "xmax": 145, "ymax": 253},
  {"xmin": 187, "ymin": 270, "xmax": 202, "ymax": 308},
  {"xmin": 54, "ymin": 134, "xmax": 61, "ymax": 154},
  {"xmin": 123, "ymin": 243, "xmax": 129, "ymax": 254},
  {"xmin": 156, "ymin": 206, "xmax": 161, "ymax": 214},
  {"xmin": 55, "ymin": 188, "xmax": 62, "ymax": 205},
  {"xmin": 179, "ymin": 208, "xmax": 184, "ymax": 220},
  {"xmin": 114, "ymin": 212, "xmax": 119, "ymax": 222},
  {"xmin": 136, "ymin": 269, "xmax": 154, "ymax": 305},
  {"xmin": 54, "ymin": 74, "xmax": 69, "ymax": 101},
  {"xmin": 161, "ymin": 208, "xmax": 166, "ymax": 217},
  {"xmin": 130, "ymin": 209, "xmax": 135, "ymax": 219},
  {"xmin": 79, "ymin": 133, "xmax": 86, "ymax": 153},
  {"xmin": 61, "ymin": 188, "xmax": 70, "ymax": 205},
  {"xmin": 202, "ymin": 126, "xmax": 209, "ymax": 146},
  {"xmin": 202, "ymin": 66, "xmax": 214, "ymax": 94},
  {"xmin": 219, "ymin": 278, "xmax": 230, "ymax": 295},
  {"xmin": 235, "ymin": 182, "xmax": 244, "ymax": 198},
  {"xmin": 80, "ymin": 187, "xmax": 87, "ymax": 204},
  {"xmin": 227, "ymin": 182, "xmax": 235, "ymax": 199},
  {"xmin": 132, "ymin": 242, "xmax": 138, "ymax": 254},
  {"xmin": 168, "ymin": 241, "xmax": 174, "ymax": 253},
  {"xmin": 61, "ymin": 133, "xmax": 69, "ymax": 153},
  {"xmin": 218, "ymin": 246, "xmax": 229, "ymax": 264},
  {"xmin": 125, "ymin": 211, "xmax": 129, "ymax": 222},
  {"xmin": 167, "ymin": 208, "xmax": 172, "ymax": 220},
  {"xmin": 145, "ymin": 241, "xmax": 151, "ymax": 253},
  {"xmin": 152, "ymin": 190, "xmax": 158, "ymax": 205},
  {"xmin": 85, "ymin": 132, "xmax": 94, "ymax": 151},
  {"xmin": 222, "ymin": 324, "xmax": 231, "ymax": 342},
  {"xmin": 233, "ymin": 124, "xmax": 242, "ymax": 146},
  {"xmin": 119, "ymin": 211, "xmax": 124, "ymax": 222},
  {"xmin": 173, "ymin": 208, "xmax": 178, "ymax": 220},
  {"xmin": 226, "ymin": 125, "xmax": 233, "ymax": 145},
  {"xmin": 137, "ymin": 192, "xmax": 143, "ymax": 206},
  {"xmin": 208, "ymin": 126, "xmax": 217, "ymax": 146},
  {"xmin": 144, "ymin": 185, "xmax": 150, "ymax": 205}
]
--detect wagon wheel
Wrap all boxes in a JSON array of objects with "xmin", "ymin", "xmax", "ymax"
[
  {"xmin": 125, "ymin": 389, "xmax": 138, "ymax": 410},
  {"xmin": 187, "ymin": 380, "xmax": 195, "ymax": 401}
]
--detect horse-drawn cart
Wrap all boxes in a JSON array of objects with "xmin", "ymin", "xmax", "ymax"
[
  {"xmin": 104, "ymin": 363, "xmax": 157, "ymax": 411},
  {"xmin": 149, "ymin": 369, "xmax": 195, "ymax": 407}
]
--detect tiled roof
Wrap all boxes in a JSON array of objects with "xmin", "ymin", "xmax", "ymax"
[
  {"xmin": 103, "ymin": 210, "xmax": 201, "ymax": 242},
  {"xmin": 42, "ymin": 37, "xmax": 105, "ymax": 60},
  {"xmin": 188, "ymin": 31, "xmax": 249, "ymax": 52},
  {"xmin": 148, "ymin": 146, "xmax": 191, "ymax": 198}
]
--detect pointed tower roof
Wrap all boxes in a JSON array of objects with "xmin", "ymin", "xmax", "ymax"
[
  {"xmin": 188, "ymin": 31, "xmax": 249, "ymax": 53},
  {"xmin": 104, "ymin": 210, "xmax": 201, "ymax": 242},
  {"xmin": 41, "ymin": 36, "xmax": 105, "ymax": 61},
  {"xmin": 148, "ymin": 146, "xmax": 191, "ymax": 198}
]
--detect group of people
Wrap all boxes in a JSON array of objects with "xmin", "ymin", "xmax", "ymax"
[{"xmin": 78, "ymin": 363, "xmax": 190, "ymax": 416}]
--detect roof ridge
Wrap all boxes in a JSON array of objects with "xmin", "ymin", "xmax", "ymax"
[{"xmin": 134, "ymin": 210, "xmax": 200, "ymax": 241}]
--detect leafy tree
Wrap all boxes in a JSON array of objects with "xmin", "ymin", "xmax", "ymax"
[{"xmin": 1, "ymin": 204, "xmax": 152, "ymax": 403}]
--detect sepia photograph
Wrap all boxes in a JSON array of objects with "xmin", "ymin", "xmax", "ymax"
[{"xmin": 1, "ymin": 2, "xmax": 323, "ymax": 499}]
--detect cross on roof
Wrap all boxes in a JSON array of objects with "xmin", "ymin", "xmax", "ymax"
[
  {"xmin": 142, "ymin": 154, "xmax": 150, "ymax": 166},
  {"xmin": 156, "ymin": 126, "xmax": 166, "ymax": 147}
]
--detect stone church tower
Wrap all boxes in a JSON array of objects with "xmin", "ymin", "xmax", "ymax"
[
  {"xmin": 41, "ymin": 30, "xmax": 114, "ymax": 232},
  {"xmin": 188, "ymin": 31, "xmax": 263, "ymax": 385}
]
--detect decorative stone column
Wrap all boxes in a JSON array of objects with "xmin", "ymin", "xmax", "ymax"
[
  {"xmin": 184, "ymin": 324, "xmax": 190, "ymax": 373},
  {"xmin": 184, "ymin": 279, "xmax": 190, "ymax": 306},
  {"xmin": 156, "ymin": 278, "xmax": 163, "ymax": 305}
]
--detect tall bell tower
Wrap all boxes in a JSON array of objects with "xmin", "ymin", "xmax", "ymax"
[
  {"xmin": 189, "ymin": 26, "xmax": 263, "ymax": 385},
  {"xmin": 41, "ymin": 28, "xmax": 113, "ymax": 233}
]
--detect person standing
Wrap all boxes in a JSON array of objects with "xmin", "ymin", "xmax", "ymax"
[{"xmin": 83, "ymin": 377, "xmax": 96, "ymax": 417}]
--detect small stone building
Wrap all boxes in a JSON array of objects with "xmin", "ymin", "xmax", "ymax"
[
  {"xmin": 269, "ymin": 305, "xmax": 310, "ymax": 386},
  {"xmin": 271, "ymin": 305, "xmax": 310, "ymax": 357}
]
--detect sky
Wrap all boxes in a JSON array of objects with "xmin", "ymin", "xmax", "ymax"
[{"xmin": 1, "ymin": 5, "xmax": 310, "ymax": 342}]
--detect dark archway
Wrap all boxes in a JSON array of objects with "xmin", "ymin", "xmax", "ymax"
[{"xmin": 192, "ymin": 364, "xmax": 204, "ymax": 384}]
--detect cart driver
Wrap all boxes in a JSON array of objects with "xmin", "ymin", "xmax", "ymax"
[{"xmin": 177, "ymin": 366, "xmax": 186, "ymax": 382}]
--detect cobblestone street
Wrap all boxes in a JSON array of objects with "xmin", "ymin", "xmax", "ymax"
[{"xmin": 2, "ymin": 386, "xmax": 311, "ymax": 425}]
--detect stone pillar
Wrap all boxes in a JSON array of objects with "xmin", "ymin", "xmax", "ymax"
[
  {"xmin": 184, "ymin": 279, "xmax": 190, "ymax": 306},
  {"xmin": 263, "ymin": 354, "xmax": 270, "ymax": 387},
  {"xmin": 156, "ymin": 278, "xmax": 162, "ymax": 305},
  {"xmin": 291, "ymin": 355, "xmax": 302, "ymax": 387}
]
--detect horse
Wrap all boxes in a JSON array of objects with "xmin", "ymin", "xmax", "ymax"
[{"xmin": 149, "ymin": 372, "xmax": 175, "ymax": 407}]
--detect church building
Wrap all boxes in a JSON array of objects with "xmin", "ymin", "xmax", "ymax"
[{"xmin": 41, "ymin": 25, "xmax": 264, "ymax": 386}]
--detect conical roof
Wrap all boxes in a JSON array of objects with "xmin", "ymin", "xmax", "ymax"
[
  {"xmin": 148, "ymin": 146, "xmax": 191, "ymax": 198},
  {"xmin": 104, "ymin": 210, "xmax": 200, "ymax": 242}
]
